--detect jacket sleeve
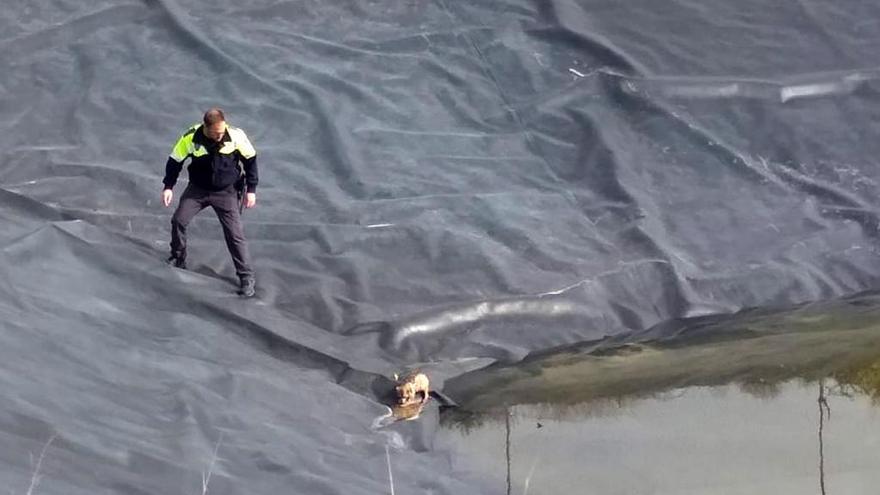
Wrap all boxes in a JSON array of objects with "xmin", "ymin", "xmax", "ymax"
[
  {"xmin": 163, "ymin": 157, "xmax": 184, "ymax": 190},
  {"xmin": 242, "ymin": 155, "xmax": 258, "ymax": 193},
  {"xmin": 163, "ymin": 128, "xmax": 195, "ymax": 190},
  {"xmin": 232, "ymin": 128, "xmax": 259, "ymax": 193}
]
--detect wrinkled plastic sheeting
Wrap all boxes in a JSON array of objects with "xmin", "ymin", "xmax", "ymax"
[{"xmin": 1, "ymin": 0, "xmax": 880, "ymax": 492}]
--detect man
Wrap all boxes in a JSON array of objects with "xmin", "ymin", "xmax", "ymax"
[{"xmin": 162, "ymin": 108, "xmax": 258, "ymax": 297}]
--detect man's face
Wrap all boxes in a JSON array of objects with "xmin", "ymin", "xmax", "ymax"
[{"xmin": 204, "ymin": 121, "xmax": 226, "ymax": 142}]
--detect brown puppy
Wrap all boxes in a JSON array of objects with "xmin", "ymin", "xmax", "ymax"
[{"xmin": 394, "ymin": 371, "xmax": 430, "ymax": 406}]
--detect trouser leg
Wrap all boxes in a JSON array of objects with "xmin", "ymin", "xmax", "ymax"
[
  {"xmin": 170, "ymin": 185, "xmax": 206, "ymax": 261},
  {"xmin": 210, "ymin": 189, "xmax": 253, "ymax": 279}
]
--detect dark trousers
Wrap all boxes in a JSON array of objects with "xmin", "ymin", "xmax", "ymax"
[{"xmin": 170, "ymin": 184, "xmax": 253, "ymax": 279}]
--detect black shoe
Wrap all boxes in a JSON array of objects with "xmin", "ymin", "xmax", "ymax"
[
  {"xmin": 237, "ymin": 277, "xmax": 255, "ymax": 297},
  {"xmin": 166, "ymin": 255, "xmax": 186, "ymax": 269}
]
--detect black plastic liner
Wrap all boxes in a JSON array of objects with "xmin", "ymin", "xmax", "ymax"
[{"xmin": 2, "ymin": 0, "xmax": 880, "ymax": 492}]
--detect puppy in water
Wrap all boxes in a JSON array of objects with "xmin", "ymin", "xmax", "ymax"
[
  {"xmin": 394, "ymin": 371, "xmax": 430, "ymax": 406},
  {"xmin": 373, "ymin": 371, "xmax": 456, "ymax": 426}
]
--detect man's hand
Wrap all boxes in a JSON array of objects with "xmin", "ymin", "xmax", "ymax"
[
  {"xmin": 244, "ymin": 192, "xmax": 257, "ymax": 208},
  {"xmin": 162, "ymin": 189, "xmax": 173, "ymax": 207}
]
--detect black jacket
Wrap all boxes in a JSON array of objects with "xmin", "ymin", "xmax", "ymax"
[{"xmin": 163, "ymin": 124, "xmax": 259, "ymax": 193}]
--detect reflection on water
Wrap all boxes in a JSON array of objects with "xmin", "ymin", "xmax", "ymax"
[
  {"xmin": 437, "ymin": 378, "xmax": 880, "ymax": 495},
  {"xmin": 436, "ymin": 292, "xmax": 880, "ymax": 494}
]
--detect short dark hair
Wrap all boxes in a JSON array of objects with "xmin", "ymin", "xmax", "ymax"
[{"xmin": 203, "ymin": 108, "xmax": 226, "ymax": 126}]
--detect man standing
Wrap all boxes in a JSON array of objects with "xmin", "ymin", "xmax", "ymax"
[{"xmin": 162, "ymin": 108, "xmax": 258, "ymax": 297}]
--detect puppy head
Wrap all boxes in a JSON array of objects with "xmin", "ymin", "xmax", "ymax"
[{"xmin": 395, "ymin": 381, "xmax": 416, "ymax": 404}]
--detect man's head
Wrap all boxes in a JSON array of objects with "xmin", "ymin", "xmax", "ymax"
[{"xmin": 202, "ymin": 107, "xmax": 227, "ymax": 142}]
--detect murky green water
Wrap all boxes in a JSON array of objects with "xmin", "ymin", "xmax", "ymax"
[
  {"xmin": 436, "ymin": 293, "xmax": 880, "ymax": 494},
  {"xmin": 438, "ymin": 380, "xmax": 880, "ymax": 494}
]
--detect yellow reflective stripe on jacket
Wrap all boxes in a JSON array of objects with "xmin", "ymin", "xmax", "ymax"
[
  {"xmin": 192, "ymin": 143, "xmax": 209, "ymax": 157},
  {"xmin": 169, "ymin": 124, "xmax": 255, "ymax": 161},
  {"xmin": 168, "ymin": 124, "xmax": 200, "ymax": 162},
  {"xmin": 227, "ymin": 126, "xmax": 256, "ymax": 159}
]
